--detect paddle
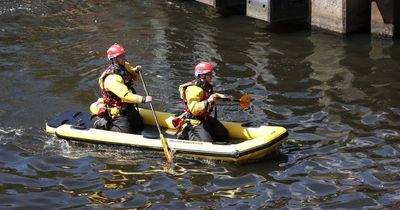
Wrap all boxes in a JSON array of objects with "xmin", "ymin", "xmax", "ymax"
[
  {"xmin": 220, "ymin": 95, "xmax": 252, "ymax": 109},
  {"xmin": 138, "ymin": 71, "xmax": 173, "ymax": 163}
]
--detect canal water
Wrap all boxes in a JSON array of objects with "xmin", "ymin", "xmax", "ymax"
[{"xmin": 1, "ymin": 0, "xmax": 399, "ymax": 209}]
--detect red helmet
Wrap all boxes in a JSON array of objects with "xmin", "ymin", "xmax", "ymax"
[
  {"xmin": 107, "ymin": 44, "xmax": 125, "ymax": 60},
  {"xmin": 194, "ymin": 62, "xmax": 214, "ymax": 77}
]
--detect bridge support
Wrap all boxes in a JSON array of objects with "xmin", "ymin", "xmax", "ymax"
[
  {"xmin": 371, "ymin": 0, "xmax": 400, "ymax": 38},
  {"xmin": 311, "ymin": 0, "xmax": 370, "ymax": 35},
  {"xmin": 194, "ymin": 0, "xmax": 399, "ymax": 39}
]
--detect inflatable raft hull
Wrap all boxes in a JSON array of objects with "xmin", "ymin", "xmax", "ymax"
[{"xmin": 46, "ymin": 109, "xmax": 288, "ymax": 163}]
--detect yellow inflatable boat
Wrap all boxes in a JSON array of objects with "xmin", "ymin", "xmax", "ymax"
[{"xmin": 46, "ymin": 109, "xmax": 288, "ymax": 163}]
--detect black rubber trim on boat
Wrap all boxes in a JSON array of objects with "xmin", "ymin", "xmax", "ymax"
[
  {"xmin": 177, "ymin": 131, "xmax": 288, "ymax": 158},
  {"xmin": 241, "ymin": 121, "xmax": 261, "ymax": 128},
  {"xmin": 142, "ymin": 135, "xmax": 159, "ymax": 139},
  {"xmin": 238, "ymin": 131, "xmax": 288, "ymax": 156},
  {"xmin": 55, "ymin": 127, "xmax": 289, "ymax": 159},
  {"xmin": 71, "ymin": 124, "xmax": 90, "ymax": 130}
]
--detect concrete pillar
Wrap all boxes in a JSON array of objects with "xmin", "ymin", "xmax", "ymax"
[
  {"xmin": 371, "ymin": 0, "xmax": 400, "ymax": 38},
  {"xmin": 246, "ymin": 0, "xmax": 308, "ymax": 23},
  {"xmin": 311, "ymin": 0, "xmax": 370, "ymax": 35},
  {"xmin": 195, "ymin": 0, "xmax": 243, "ymax": 8}
]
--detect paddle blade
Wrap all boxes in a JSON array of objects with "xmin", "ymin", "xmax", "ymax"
[
  {"xmin": 160, "ymin": 134, "xmax": 173, "ymax": 163},
  {"xmin": 239, "ymin": 95, "xmax": 252, "ymax": 109}
]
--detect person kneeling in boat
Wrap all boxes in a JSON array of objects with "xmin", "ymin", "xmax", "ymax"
[
  {"xmin": 90, "ymin": 43, "xmax": 152, "ymax": 133},
  {"xmin": 174, "ymin": 61, "xmax": 232, "ymax": 142}
]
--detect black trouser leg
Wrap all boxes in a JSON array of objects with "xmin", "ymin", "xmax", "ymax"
[
  {"xmin": 208, "ymin": 117, "xmax": 229, "ymax": 142},
  {"xmin": 188, "ymin": 122, "xmax": 213, "ymax": 142},
  {"xmin": 98, "ymin": 105, "xmax": 144, "ymax": 134},
  {"xmin": 187, "ymin": 117, "xmax": 229, "ymax": 142},
  {"xmin": 126, "ymin": 105, "xmax": 144, "ymax": 134},
  {"xmin": 110, "ymin": 114, "xmax": 131, "ymax": 133},
  {"xmin": 92, "ymin": 116, "xmax": 109, "ymax": 130}
]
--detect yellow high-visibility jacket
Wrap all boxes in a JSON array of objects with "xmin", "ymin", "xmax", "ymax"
[
  {"xmin": 179, "ymin": 83, "xmax": 226, "ymax": 126},
  {"xmin": 90, "ymin": 62, "xmax": 143, "ymax": 116},
  {"xmin": 100, "ymin": 61, "xmax": 144, "ymax": 104}
]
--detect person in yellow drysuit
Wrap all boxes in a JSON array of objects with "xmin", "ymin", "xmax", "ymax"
[
  {"xmin": 90, "ymin": 44, "xmax": 152, "ymax": 133},
  {"xmin": 174, "ymin": 61, "xmax": 232, "ymax": 142}
]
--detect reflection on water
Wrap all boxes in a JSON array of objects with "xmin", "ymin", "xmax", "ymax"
[{"xmin": 0, "ymin": 0, "xmax": 400, "ymax": 209}]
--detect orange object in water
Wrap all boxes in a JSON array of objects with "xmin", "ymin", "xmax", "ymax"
[
  {"xmin": 219, "ymin": 95, "xmax": 252, "ymax": 109},
  {"xmin": 239, "ymin": 95, "xmax": 251, "ymax": 109}
]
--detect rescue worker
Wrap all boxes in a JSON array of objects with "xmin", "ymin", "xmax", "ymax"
[
  {"xmin": 174, "ymin": 61, "xmax": 232, "ymax": 142},
  {"xmin": 90, "ymin": 43, "xmax": 152, "ymax": 133}
]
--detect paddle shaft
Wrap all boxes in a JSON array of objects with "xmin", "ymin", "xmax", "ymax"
[
  {"xmin": 138, "ymin": 75, "xmax": 162, "ymax": 134},
  {"xmin": 138, "ymin": 71, "xmax": 173, "ymax": 163},
  {"xmin": 219, "ymin": 95, "xmax": 251, "ymax": 109},
  {"xmin": 221, "ymin": 98, "xmax": 240, "ymax": 102}
]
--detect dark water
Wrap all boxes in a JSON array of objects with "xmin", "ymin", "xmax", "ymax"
[{"xmin": 1, "ymin": 0, "xmax": 399, "ymax": 209}]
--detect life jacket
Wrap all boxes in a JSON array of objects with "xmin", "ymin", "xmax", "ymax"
[
  {"xmin": 99, "ymin": 63, "xmax": 137, "ymax": 109},
  {"xmin": 173, "ymin": 79, "xmax": 214, "ymax": 129},
  {"xmin": 180, "ymin": 78, "xmax": 214, "ymax": 118}
]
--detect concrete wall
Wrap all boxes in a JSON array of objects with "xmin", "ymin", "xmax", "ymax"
[
  {"xmin": 195, "ymin": 0, "xmax": 399, "ymax": 39},
  {"xmin": 247, "ymin": 0, "xmax": 271, "ymax": 22},
  {"xmin": 311, "ymin": 0, "xmax": 370, "ymax": 35},
  {"xmin": 371, "ymin": 0, "xmax": 400, "ymax": 38},
  {"xmin": 311, "ymin": 0, "xmax": 345, "ymax": 34},
  {"xmin": 196, "ymin": 0, "xmax": 215, "ymax": 7}
]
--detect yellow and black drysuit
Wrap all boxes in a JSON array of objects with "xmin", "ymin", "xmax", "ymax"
[
  {"xmin": 90, "ymin": 61, "xmax": 145, "ymax": 133},
  {"xmin": 174, "ymin": 78, "xmax": 229, "ymax": 142}
]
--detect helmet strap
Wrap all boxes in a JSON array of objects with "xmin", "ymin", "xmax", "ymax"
[
  {"xmin": 197, "ymin": 74, "xmax": 206, "ymax": 79},
  {"xmin": 111, "ymin": 58, "xmax": 124, "ymax": 67},
  {"xmin": 193, "ymin": 78, "xmax": 213, "ymax": 94},
  {"xmin": 194, "ymin": 77, "xmax": 208, "ymax": 86}
]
